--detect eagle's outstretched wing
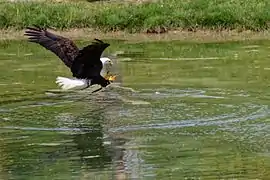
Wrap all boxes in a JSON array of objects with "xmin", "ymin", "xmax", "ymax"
[
  {"xmin": 24, "ymin": 26, "xmax": 79, "ymax": 68},
  {"xmin": 71, "ymin": 39, "xmax": 110, "ymax": 79}
]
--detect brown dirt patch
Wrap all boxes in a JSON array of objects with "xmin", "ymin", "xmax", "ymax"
[{"xmin": 1, "ymin": 28, "xmax": 270, "ymax": 43}]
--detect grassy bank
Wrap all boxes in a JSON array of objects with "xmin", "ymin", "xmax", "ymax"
[{"xmin": 1, "ymin": 0, "xmax": 270, "ymax": 33}]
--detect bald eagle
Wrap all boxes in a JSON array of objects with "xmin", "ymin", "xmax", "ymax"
[{"xmin": 24, "ymin": 26, "xmax": 116, "ymax": 91}]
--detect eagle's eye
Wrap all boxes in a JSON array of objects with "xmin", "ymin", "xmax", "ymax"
[{"xmin": 108, "ymin": 60, "xmax": 113, "ymax": 65}]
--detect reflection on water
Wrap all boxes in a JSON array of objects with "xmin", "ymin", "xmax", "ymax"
[
  {"xmin": 1, "ymin": 39, "xmax": 270, "ymax": 179},
  {"xmin": 0, "ymin": 101, "xmax": 142, "ymax": 179}
]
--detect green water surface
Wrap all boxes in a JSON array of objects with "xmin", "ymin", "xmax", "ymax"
[{"xmin": 0, "ymin": 39, "xmax": 270, "ymax": 180}]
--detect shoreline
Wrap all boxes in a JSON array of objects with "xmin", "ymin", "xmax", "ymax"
[{"xmin": 1, "ymin": 28, "xmax": 270, "ymax": 43}]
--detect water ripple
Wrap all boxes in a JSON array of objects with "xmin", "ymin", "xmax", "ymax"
[
  {"xmin": 109, "ymin": 104, "xmax": 269, "ymax": 133},
  {"xmin": 0, "ymin": 126, "xmax": 93, "ymax": 132}
]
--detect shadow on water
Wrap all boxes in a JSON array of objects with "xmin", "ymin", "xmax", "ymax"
[{"xmin": 1, "ymin": 39, "xmax": 270, "ymax": 179}]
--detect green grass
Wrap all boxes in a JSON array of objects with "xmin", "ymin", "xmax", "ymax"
[{"xmin": 0, "ymin": 0, "xmax": 270, "ymax": 32}]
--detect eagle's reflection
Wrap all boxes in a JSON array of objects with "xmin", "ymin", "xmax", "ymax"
[
  {"xmin": 70, "ymin": 125, "xmax": 132, "ymax": 179},
  {"xmin": 72, "ymin": 126, "xmax": 130, "ymax": 179},
  {"xmin": 0, "ymin": 98, "xmax": 144, "ymax": 179},
  {"xmin": 72, "ymin": 123, "xmax": 112, "ymax": 170},
  {"xmin": 65, "ymin": 100, "xmax": 140, "ymax": 179}
]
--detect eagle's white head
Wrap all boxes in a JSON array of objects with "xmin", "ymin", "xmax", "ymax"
[
  {"xmin": 100, "ymin": 57, "xmax": 113, "ymax": 78},
  {"xmin": 56, "ymin": 57, "xmax": 115, "ymax": 91}
]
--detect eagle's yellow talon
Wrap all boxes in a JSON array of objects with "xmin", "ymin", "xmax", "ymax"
[
  {"xmin": 108, "ymin": 75, "xmax": 117, "ymax": 81},
  {"xmin": 105, "ymin": 75, "xmax": 117, "ymax": 81}
]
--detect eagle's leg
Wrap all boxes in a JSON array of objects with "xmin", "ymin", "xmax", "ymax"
[{"xmin": 91, "ymin": 87, "xmax": 103, "ymax": 94}]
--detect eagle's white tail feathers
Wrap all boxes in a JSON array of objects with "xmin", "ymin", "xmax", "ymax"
[{"xmin": 56, "ymin": 77, "xmax": 89, "ymax": 90}]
